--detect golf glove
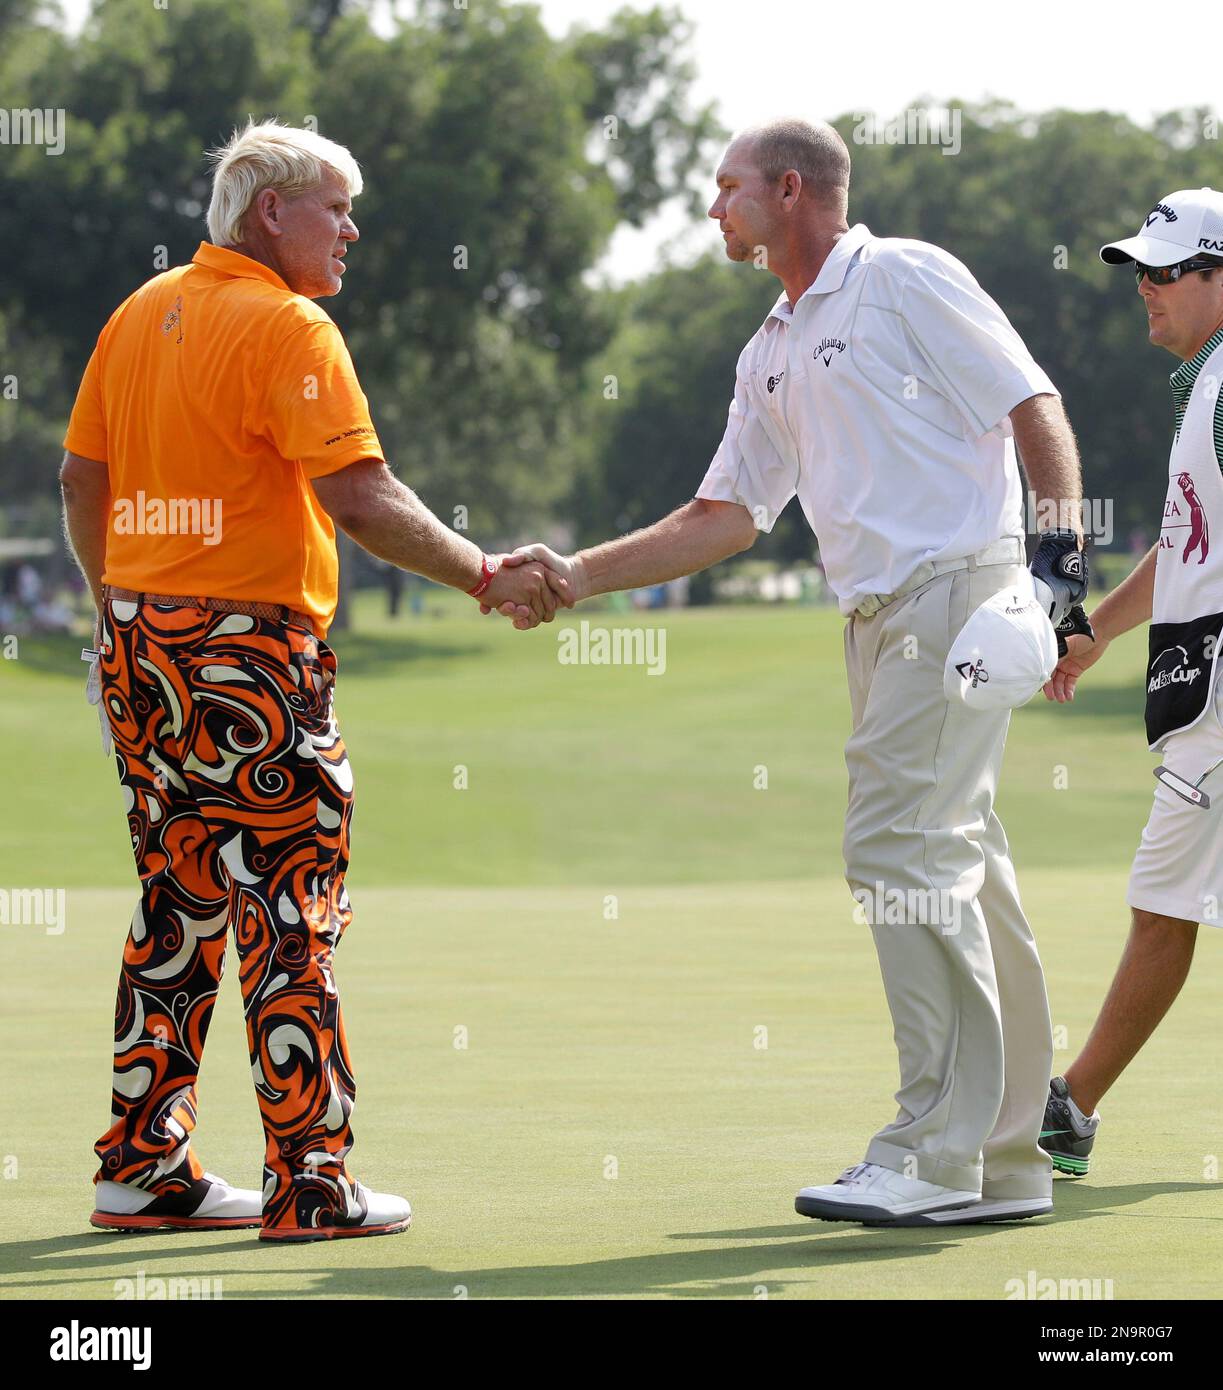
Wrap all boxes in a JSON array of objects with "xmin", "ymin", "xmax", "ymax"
[
  {"xmin": 1030, "ymin": 528, "xmax": 1089, "ymax": 628},
  {"xmin": 82, "ymin": 646, "xmax": 113, "ymax": 756}
]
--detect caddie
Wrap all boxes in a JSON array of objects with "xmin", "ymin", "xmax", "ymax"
[{"xmin": 1042, "ymin": 189, "xmax": 1223, "ymax": 1176}]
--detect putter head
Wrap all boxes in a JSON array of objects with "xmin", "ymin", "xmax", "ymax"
[{"xmin": 1154, "ymin": 765, "xmax": 1211, "ymax": 810}]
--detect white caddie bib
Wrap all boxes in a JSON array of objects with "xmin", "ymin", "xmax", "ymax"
[{"xmin": 1147, "ymin": 336, "xmax": 1223, "ymax": 748}]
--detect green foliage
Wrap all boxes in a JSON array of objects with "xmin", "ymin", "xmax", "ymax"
[
  {"xmin": 571, "ymin": 254, "xmax": 777, "ymax": 538},
  {"xmin": 0, "ymin": 0, "xmax": 716, "ymax": 533},
  {"xmin": 583, "ymin": 101, "xmax": 1223, "ymax": 555},
  {"xmin": 1, "ymin": 3, "xmax": 1219, "ymax": 563},
  {"xmin": 565, "ymin": 4, "xmax": 724, "ymax": 224},
  {"xmin": 835, "ymin": 101, "xmax": 1211, "ymax": 537}
]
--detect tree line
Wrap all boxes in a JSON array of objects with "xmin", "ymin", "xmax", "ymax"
[{"xmin": 1, "ymin": 0, "xmax": 1218, "ymax": 589}]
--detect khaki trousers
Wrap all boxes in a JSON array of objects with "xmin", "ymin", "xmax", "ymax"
[{"xmin": 842, "ymin": 559, "xmax": 1053, "ymax": 1199}]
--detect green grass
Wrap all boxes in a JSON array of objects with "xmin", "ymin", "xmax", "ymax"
[
  {"xmin": 0, "ymin": 591, "xmax": 1154, "ymax": 888},
  {"xmin": 1, "ymin": 595, "xmax": 1218, "ymax": 1299}
]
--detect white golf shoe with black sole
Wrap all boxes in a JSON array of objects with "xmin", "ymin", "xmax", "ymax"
[
  {"xmin": 795, "ymin": 1162, "xmax": 981, "ymax": 1223},
  {"xmin": 861, "ymin": 1195, "xmax": 1052, "ymax": 1226},
  {"xmin": 91, "ymin": 1170, "xmax": 262, "ymax": 1232}
]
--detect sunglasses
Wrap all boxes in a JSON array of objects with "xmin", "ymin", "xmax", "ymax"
[{"xmin": 1133, "ymin": 257, "xmax": 1222, "ymax": 285}]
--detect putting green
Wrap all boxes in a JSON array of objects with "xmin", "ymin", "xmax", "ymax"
[{"xmin": 1, "ymin": 598, "xmax": 1217, "ymax": 1298}]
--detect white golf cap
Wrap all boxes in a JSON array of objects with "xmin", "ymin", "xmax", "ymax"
[
  {"xmin": 1100, "ymin": 188, "xmax": 1223, "ymax": 267},
  {"xmin": 943, "ymin": 572, "xmax": 1058, "ymax": 711}
]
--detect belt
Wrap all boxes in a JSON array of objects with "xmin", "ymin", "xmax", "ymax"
[
  {"xmin": 852, "ymin": 536, "xmax": 1026, "ymax": 620},
  {"xmin": 102, "ymin": 584, "xmax": 318, "ymax": 636}
]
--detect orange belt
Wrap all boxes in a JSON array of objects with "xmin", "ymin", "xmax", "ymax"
[{"xmin": 102, "ymin": 584, "xmax": 318, "ymax": 636}]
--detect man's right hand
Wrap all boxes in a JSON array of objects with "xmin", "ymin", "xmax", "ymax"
[
  {"xmin": 480, "ymin": 554, "xmax": 570, "ymax": 629},
  {"xmin": 1043, "ymin": 630, "xmax": 1109, "ymax": 703},
  {"xmin": 511, "ymin": 544, "xmax": 589, "ymax": 602},
  {"xmin": 1031, "ymin": 528, "xmax": 1089, "ymax": 627}
]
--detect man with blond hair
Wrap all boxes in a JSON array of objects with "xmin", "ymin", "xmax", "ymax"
[
  {"xmin": 516, "ymin": 118, "xmax": 1087, "ymax": 1225},
  {"xmin": 60, "ymin": 120, "xmax": 565, "ymax": 1242}
]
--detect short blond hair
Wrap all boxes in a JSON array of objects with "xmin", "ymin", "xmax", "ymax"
[
  {"xmin": 205, "ymin": 119, "xmax": 364, "ymax": 246},
  {"xmin": 741, "ymin": 119, "xmax": 850, "ymax": 211}
]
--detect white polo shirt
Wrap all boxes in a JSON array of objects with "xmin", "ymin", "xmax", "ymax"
[{"xmin": 696, "ymin": 223, "xmax": 1058, "ymax": 615}]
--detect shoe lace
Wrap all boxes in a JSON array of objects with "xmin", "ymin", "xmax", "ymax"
[{"xmin": 835, "ymin": 1162, "xmax": 875, "ymax": 1187}]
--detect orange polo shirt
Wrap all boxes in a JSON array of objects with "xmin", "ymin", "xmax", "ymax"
[{"xmin": 63, "ymin": 242, "xmax": 384, "ymax": 637}]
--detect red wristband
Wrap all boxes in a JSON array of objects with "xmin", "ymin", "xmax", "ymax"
[{"xmin": 466, "ymin": 553, "xmax": 500, "ymax": 598}]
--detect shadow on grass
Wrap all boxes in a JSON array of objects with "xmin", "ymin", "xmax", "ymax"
[
  {"xmin": 3, "ymin": 1180, "xmax": 1210, "ymax": 1298},
  {"xmin": 4, "ymin": 628, "xmax": 491, "ymax": 682}
]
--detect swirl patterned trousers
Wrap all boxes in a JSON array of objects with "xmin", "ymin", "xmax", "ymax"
[{"xmin": 93, "ymin": 598, "xmax": 359, "ymax": 1232}]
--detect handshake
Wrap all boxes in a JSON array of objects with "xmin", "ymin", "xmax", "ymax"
[{"xmin": 474, "ymin": 545, "xmax": 586, "ymax": 630}]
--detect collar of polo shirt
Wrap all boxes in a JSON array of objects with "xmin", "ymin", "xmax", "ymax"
[
  {"xmin": 193, "ymin": 241, "xmax": 292, "ymax": 292},
  {"xmin": 768, "ymin": 222, "xmax": 873, "ymax": 323}
]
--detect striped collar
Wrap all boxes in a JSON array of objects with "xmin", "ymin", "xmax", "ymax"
[{"xmin": 1171, "ymin": 323, "xmax": 1223, "ymax": 427}]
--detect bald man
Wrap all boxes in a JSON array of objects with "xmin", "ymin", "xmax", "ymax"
[{"xmin": 513, "ymin": 119, "xmax": 1086, "ymax": 1225}]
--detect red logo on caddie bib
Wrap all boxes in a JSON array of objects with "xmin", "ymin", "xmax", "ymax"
[{"xmin": 1177, "ymin": 472, "xmax": 1209, "ymax": 564}]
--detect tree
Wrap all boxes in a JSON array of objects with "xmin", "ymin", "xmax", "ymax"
[
  {"xmin": 574, "ymin": 100, "xmax": 1223, "ymax": 564},
  {"xmin": 0, "ymin": 0, "xmax": 719, "ymax": 545}
]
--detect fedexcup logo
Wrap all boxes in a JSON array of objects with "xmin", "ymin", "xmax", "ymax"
[{"xmin": 1147, "ymin": 645, "xmax": 1202, "ymax": 694}]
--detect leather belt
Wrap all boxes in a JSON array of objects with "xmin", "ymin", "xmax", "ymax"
[
  {"xmin": 852, "ymin": 536, "xmax": 1027, "ymax": 619},
  {"xmin": 102, "ymin": 584, "xmax": 318, "ymax": 636}
]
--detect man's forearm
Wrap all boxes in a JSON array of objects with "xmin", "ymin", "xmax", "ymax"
[
  {"xmin": 576, "ymin": 499, "xmax": 757, "ymax": 598},
  {"xmin": 324, "ymin": 465, "xmax": 484, "ymax": 591},
  {"xmin": 1089, "ymin": 544, "xmax": 1157, "ymax": 642},
  {"xmin": 60, "ymin": 462, "xmax": 110, "ymax": 616},
  {"xmin": 1011, "ymin": 393, "xmax": 1084, "ymax": 539}
]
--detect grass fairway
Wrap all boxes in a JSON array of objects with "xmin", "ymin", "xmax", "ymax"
[{"xmin": 1, "ymin": 595, "xmax": 1219, "ymax": 1300}]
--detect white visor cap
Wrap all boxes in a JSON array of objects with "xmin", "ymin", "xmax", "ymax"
[
  {"xmin": 1100, "ymin": 188, "xmax": 1223, "ymax": 267},
  {"xmin": 943, "ymin": 571, "xmax": 1058, "ymax": 711}
]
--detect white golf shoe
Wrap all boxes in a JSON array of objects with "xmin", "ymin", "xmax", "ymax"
[
  {"xmin": 259, "ymin": 1181, "xmax": 412, "ymax": 1243},
  {"xmin": 91, "ymin": 1170, "xmax": 262, "ymax": 1232},
  {"xmin": 795, "ymin": 1162, "xmax": 981, "ymax": 1223},
  {"xmin": 864, "ymin": 1195, "xmax": 1052, "ymax": 1226}
]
